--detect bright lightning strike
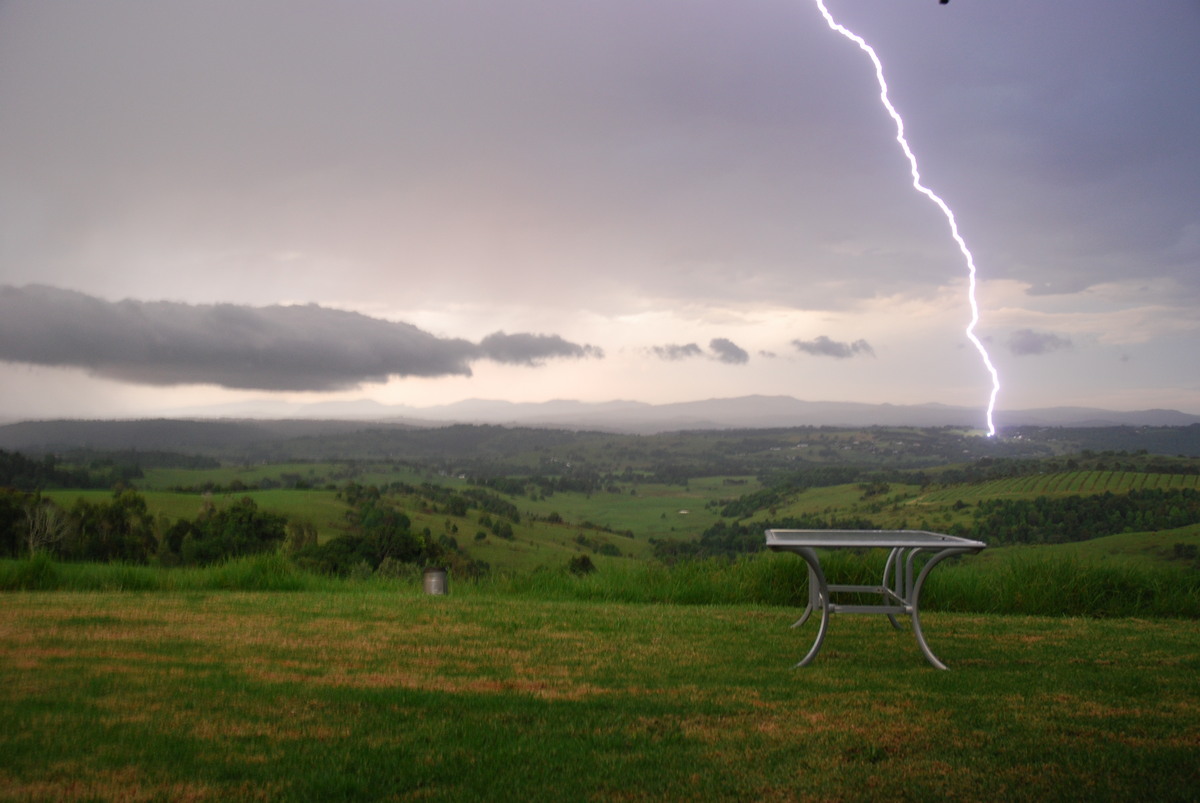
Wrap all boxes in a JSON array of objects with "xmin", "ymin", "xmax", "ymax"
[{"xmin": 813, "ymin": 0, "xmax": 1001, "ymax": 437}]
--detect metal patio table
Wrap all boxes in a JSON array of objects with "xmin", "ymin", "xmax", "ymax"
[{"xmin": 765, "ymin": 529, "xmax": 987, "ymax": 669}]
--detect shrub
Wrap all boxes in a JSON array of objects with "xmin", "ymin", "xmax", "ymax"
[{"xmin": 567, "ymin": 554, "xmax": 596, "ymax": 575}]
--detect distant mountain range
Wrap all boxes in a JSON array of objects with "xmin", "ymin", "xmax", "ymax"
[
  {"xmin": 2, "ymin": 395, "xmax": 1198, "ymax": 458},
  {"xmin": 153, "ymin": 394, "xmax": 1200, "ymax": 433}
]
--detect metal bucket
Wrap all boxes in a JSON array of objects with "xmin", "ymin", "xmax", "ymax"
[{"xmin": 422, "ymin": 567, "xmax": 448, "ymax": 595}]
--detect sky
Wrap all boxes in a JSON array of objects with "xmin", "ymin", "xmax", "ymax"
[{"xmin": 1, "ymin": 0, "xmax": 1198, "ymax": 423}]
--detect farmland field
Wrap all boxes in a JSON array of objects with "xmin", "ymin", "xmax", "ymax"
[{"xmin": 2, "ymin": 589, "xmax": 1197, "ymax": 801}]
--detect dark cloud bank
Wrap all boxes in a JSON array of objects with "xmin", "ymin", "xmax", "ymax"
[{"xmin": 0, "ymin": 286, "xmax": 602, "ymax": 391}]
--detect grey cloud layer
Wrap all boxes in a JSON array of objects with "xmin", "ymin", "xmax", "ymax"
[
  {"xmin": 1, "ymin": 1, "xmax": 1194, "ymax": 314},
  {"xmin": 0, "ymin": 286, "xmax": 601, "ymax": 391},
  {"xmin": 792, "ymin": 336, "xmax": 875, "ymax": 359}
]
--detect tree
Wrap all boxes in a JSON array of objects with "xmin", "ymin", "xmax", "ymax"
[
  {"xmin": 0, "ymin": 488, "xmax": 32, "ymax": 558},
  {"xmin": 283, "ymin": 520, "xmax": 319, "ymax": 554},
  {"xmin": 181, "ymin": 497, "xmax": 287, "ymax": 565},
  {"xmin": 66, "ymin": 489, "xmax": 157, "ymax": 563},
  {"xmin": 24, "ymin": 498, "xmax": 69, "ymax": 557}
]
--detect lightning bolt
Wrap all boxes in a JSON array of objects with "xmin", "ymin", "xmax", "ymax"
[{"xmin": 813, "ymin": 0, "xmax": 1001, "ymax": 436}]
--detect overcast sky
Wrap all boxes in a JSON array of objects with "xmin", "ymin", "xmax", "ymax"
[{"xmin": 1, "ymin": 0, "xmax": 1197, "ymax": 424}]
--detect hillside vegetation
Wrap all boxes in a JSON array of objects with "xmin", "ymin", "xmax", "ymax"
[{"xmin": 1, "ymin": 424, "xmax": 1198, "ymax": 581}]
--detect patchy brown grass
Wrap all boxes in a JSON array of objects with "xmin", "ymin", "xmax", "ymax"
[
  {"xmin": 3, "ymin": 592, "xmax": 1198, "ymax": 801},
  {"xmin": 0, "ymin": 766, "xmax": 228, "ymax": 803}
]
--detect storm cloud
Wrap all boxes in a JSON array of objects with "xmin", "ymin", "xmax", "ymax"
[
  {"xmin": 651, "ymin": 343, "xmax": 704, "ymax": 361},
  {"xmin": 1006, "ymin": 328, "xmax": 1073, "ymax": 357},
  {"xmin": 0, "ymin": 286, "xmax": 602, "ymax": 391},
  {"xmin": 649, "ymin": 339, "xmax": 749, "ymax": 364},
  {"xmin": 709, "ymin": 338, "xmax": 749, "ymax": 365},
  {"xmin": 792, "ymin": 336, "xmax": 875, "ymax": 359},
  {"xmin": 478, "ymin": 332, "xmax": 603, "ymax": 365}
]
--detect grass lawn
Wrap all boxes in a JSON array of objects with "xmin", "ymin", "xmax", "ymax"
[{"xmin": 2, "ymin": 590, "xmax": 1198, "ymax": 801}]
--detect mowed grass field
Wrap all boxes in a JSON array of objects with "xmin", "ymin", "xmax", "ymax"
[{"xmin": 2, "ymin": 590, "xmax": 1197, "ymax": 801}]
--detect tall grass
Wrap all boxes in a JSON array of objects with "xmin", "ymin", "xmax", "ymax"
[
  {"xmin": 468, "ymin": 556, "xmax": 814, "ymax": 607},
  {"xmin": 469, "ymin": 550, "xmax": 1200, "ymax": 618},
  {"xmin": 3, "ymin": 550, "xmax": 1198, "ymax": 618},
  {"xmin": 0, "ymin": 554, "xmax": 342, "ymax": 593},
  {"xmin": 927, "ymin": 552, "xmax": 1200, "ymax": 618}
]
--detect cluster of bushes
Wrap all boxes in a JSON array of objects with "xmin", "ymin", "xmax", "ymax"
[
  {"xmin": 573, "ymin": 533, "xmax": 621, "ymax": 557},
  {"xmin": 161, "ymin": 497, "xmax": 288, "ymax": 565},
  {"xmin": 477, "ymin": 513, "xmax": 514, "ymax": 540},
  {"xmin": 292, "ymin": 490, "xmax": 488, "ymax": 579}
]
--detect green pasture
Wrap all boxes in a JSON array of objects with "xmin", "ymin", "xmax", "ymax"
[
  {"xmin": 457, "ymin": 525, "xmax": 645, "ymax": 574},
  {"xmin": 519, "ymin": 481, "xmax": 727, "ymax": 541},
  {"xmin": 399, "ymin": 498, "xmax": 657, "ymax": 573},
  {"xmin": 2, "ymin": 588, "xmax": 1197, "ymax": 801}
]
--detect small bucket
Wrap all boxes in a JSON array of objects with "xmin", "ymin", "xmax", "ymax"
[{"xmin": 423, "ymin": 567, "xmax": 448, "ymax": 595}]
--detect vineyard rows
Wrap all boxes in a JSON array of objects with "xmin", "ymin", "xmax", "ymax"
[{"xmin": 919, "ymin": 471, "xmax": 1200, "ymax": 504}]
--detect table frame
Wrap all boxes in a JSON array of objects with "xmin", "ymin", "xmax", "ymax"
[{"xmin": 765, "ymin": 529, "xmax": 987, "ymax": 670}]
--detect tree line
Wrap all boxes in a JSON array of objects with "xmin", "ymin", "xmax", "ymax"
[
  {"xmin": 0, "ymin": 487, "xmax": 286, "ymax": 565},
  {"xmin": 0, "ymin": 482, "xmax": 485, "ymax": 578},
  {"xmin": 651, "ymin": 513, "xmax": 876, "ymax": 563},
  {"xmin": 962, "ymin": 488, "xmax": 1200, "ymax": 544}
]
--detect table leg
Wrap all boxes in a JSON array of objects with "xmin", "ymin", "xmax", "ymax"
[
  {"xmin": 790, "ymin": 563, "xmax": 818, "ymax": 628},
  {"xmin": 882, "ymin": 548, "xmax": 904, "ymax": 631},
  {"xmin": 791, "ymin": 547, "xmax": 831, "ymax": 668},
  {"xmin": 909, "ymin": 547, "xmax": 973, "ymax": 670}
]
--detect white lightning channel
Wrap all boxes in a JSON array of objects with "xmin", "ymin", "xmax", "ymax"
[{"xmin": 814, "ymin": 0, "xmax": 1001, "ymax": 436}]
